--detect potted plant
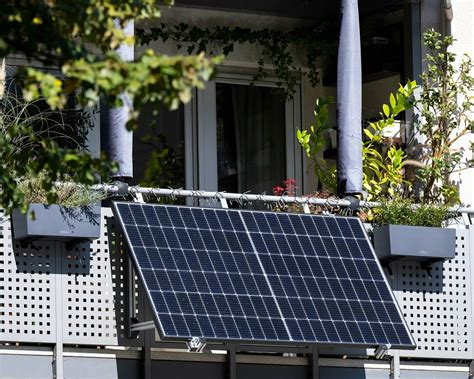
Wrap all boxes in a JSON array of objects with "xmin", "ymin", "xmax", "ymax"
[
  {"xmin": 11, "ymin": 174, "xmax": 106, "ymax": 242},
  {"xmin": 1, "ymin": 65, "xmax": 109, "ymax": 242},
  {"xmin": 372, "ymin": 199, "xmax": 455, "ymax": 262}
]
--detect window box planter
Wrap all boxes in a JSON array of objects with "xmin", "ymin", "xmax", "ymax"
[
  {"xmin": 11, "ymin": 203, "xmax": 101, "ymax": 242},
  {"xmin": 373, "ymin": 224, "xmax": 456, "ymax": 262}
]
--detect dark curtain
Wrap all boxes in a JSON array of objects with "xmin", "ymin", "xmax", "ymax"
[{"xmin": 231, "ymin": 85, "xmax": 286, "ymax": 194}]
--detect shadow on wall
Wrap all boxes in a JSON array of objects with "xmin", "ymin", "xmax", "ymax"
[
  {"xmin": 150, "ymin": 360, "xmax": 373, "ymax": 379},
  {"xmin": 12, "ymin": 240, "xmax": 92, "ymax": 276}
]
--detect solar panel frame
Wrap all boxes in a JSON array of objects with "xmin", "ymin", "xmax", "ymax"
[{"xmin": 112, "ymin": 201, "xmax": 415, "ymax": 349}]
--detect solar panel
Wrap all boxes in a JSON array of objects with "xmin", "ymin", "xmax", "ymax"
[{"xmin": 113, "ymin": 202, "xmax": 415, "ymax": 348}]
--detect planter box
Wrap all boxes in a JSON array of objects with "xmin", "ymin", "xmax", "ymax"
[
  {"xmin": 373, "ymin": 224, "xmax": 456, "ymax": 262},
  {"xmin": 11, "ymin": 203, "xmax": 101, "ymax": 241}
]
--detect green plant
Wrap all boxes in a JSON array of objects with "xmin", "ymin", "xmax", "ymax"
[
  {"xmin": 0, "ymin": 1, "xmax": 219, "ymax": 212},
  {"xmin": 412, "ymin": 29, "xmax": 474, "ymax": 203},
  {"xmin": 373, "ymin": 198, "xmax": 448, "ymax": 228},
  {"xmin": 140, "ymin": 133, "xmax": 184, "ymax": 189},
  {"xmin": 362, "ymin": 81, "xmax": 416, "ymax": 200},
  {"xmin": 18, "ymin": 173, "xmax": 107, "ymax": 208},
  {"xmin": 297, "ymin": 97, "xmax": 337, "ymax": 192},
  {"xmin": 0, "ymin": 85, "xmax": 113, "ymax": 213},
  {"xmin": 298, "ymin": 81, "xmax": 416, "ymax": 199},
  {"xmin": 137, "ymin": 23, "xmax": 338, "ymax": 99}
]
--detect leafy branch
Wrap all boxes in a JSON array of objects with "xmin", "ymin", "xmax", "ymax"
[
  {"xmin": 137, "ymin": 23, "xmax": 338, "ymax": 99},
  {"xmin": 0, "ymin": 1, "xmax": 220, "ymax": 212},
  {"xmin": 411, "ymin": 29, "xmax": 474, "ymax": 203},
  {"xmin": 297, "ymin": 81, "xmax": 416, "ymax": 200}
]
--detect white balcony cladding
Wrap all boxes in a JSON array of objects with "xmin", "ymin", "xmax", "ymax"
[
  {"xmin": 100, "ymin": 21, "xmax": 134, "ymax": 180},
  {"xmin": 0, "ymin": 207, "xmax": 473, "ymax": 360}
]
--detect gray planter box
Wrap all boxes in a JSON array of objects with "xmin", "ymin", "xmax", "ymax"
[
  {"xmin": 11, "ymin": 203, "xmax": 101, "ymax": 241},
  {"xmin": 373, "ymin": 224, "xmax": 456, "ymax": 262}
]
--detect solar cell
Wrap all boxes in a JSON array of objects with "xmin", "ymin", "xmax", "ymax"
[{"xmin": 113, "ymin": 202, "xmax": 415, "ymax": 348}]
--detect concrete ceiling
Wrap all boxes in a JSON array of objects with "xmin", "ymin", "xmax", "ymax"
[{"xmin": 173, "ymin": 0, "xmax": 404, "ymax": 20}]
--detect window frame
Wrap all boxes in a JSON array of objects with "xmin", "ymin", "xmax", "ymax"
[{"xmin": 185, "ymin": 72, "xmax": 303, "ymax": 196}]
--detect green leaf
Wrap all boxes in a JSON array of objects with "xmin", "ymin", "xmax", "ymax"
[{"xmin": 389, "ymin": 93, "xmax": 396, "ymax": 109}]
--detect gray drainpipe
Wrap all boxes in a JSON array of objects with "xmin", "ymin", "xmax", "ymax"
[
  {"xmin": 336, "ymin": 0, "xmax": 363, "ymax": 196},
  {"xmin": 100, "ymin": 20, "xmax": 134, "ymax": 181},
  {"xmin": 444, "ymin": 0, "xmax": 453, "ymax": 35}
]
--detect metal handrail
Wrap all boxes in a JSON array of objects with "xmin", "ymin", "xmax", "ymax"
[{"xmin": 91, "ymin": 184, "xmax": 474, "ymax": 215}]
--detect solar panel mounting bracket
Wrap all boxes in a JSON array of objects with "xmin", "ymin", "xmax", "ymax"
[
  {"xmin": 130, "ymin": 320, "xmax": 155, "ymax": 332},
  {"xmin": 186, "ymin": 337, "xmax": 207, "ymax": 353},
  {"xmin": 374, "ymin": 344, "xmax": 391, "ymax": 359},
  {"xmin": 129, "ymin": 318, "xmax": 155, "ymax": 339},
  {"xmin": 219, "ymin": 197, "xmax": 229, "ymax": 209}
]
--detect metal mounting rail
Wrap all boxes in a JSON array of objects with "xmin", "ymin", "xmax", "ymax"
[{"xmin": 90, "ymin": 184, "xmax": 474, "ymax": 215}]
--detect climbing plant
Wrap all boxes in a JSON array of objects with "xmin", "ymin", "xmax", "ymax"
[{"xmin": 137, "ymin": 23, "xmax": 338, "ymax": 99}]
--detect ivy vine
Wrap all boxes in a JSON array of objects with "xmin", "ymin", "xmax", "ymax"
[{"xmin": 137, "ymin": 23, "xmax": 338, "ymax": 99}]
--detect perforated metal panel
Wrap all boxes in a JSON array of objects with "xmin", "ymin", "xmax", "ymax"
[
  {"xmin": 62, "ymin": 208, "xmax": 144, "ymax": 346},
  {"xmin": 61, "ymin": 217, "xmax": 117, "ymax": 345},
  {"xmin": 391, "ymin": 227, "xmax": 474, "ymax": 359},
  {"xmin": 0, "ymin": 211, "xmax": 56, "ymax": 343},
  {"xmin": 0, "ymin": 208, "xmax": 143, "ymax": 347}
]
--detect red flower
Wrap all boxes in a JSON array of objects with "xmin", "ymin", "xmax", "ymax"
[{"xmin": 273, "ymin": 186, "xmax": 285, "ymax": 196}]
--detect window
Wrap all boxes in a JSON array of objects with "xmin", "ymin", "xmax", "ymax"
[
  {"xmin": 193, "ymin": 73, "xmax": 303, "ymax": 195},
  {"xmin": 133, "ymin": 73, "xmax": 303, "ymax": 197},
  {"xmin": 216, "ymin": 82, "xmax": 287, "ymax": 194}
]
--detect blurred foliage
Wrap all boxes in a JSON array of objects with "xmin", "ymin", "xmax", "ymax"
[
  {"xmin": 0, "ymin": 87, "xmax": 113, "ymax": 213},
  {"xmin": 0, "ymin": 1, "xmax": 220, "ymax": 212}
]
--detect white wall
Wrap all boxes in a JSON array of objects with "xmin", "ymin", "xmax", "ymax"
[{"xmin": 449, "ymin": 0, "xmax": 474, "ymax": 206}]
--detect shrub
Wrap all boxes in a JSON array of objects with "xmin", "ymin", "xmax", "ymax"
[
  {"xmin": 373, "ymin": 199, "xmax": 448, "ymax": 227},
  {"xmin": 17, "ymin": 173, "xmax": 107, "ymax": 208}
]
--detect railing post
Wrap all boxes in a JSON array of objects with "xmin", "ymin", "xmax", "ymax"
[
  {"xmin": 390, "ymin": 351, "xmax": 400, "ymax": 379},
  {"xmin": 125, "ymin": 257, "xmax": 137, "ymax": 339},
  {"xmin": 227, "ymin": 344, "xmax": 237, "ymax": 379},
  {"xmin": 54, "ymin": 242, "xmax": 64, "ymax": 379},
  {"xmin": 142, "ymin": 328, "xmax": 152, "ymax": 379},
  {"xmin": 309, "ymin": 345, "xmax": 319, "ymax": 379}
]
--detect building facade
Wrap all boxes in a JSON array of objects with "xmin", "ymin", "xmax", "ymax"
[{"xmin": 1, "ymin": 1, "xmax": 474, "ymax": 378}]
